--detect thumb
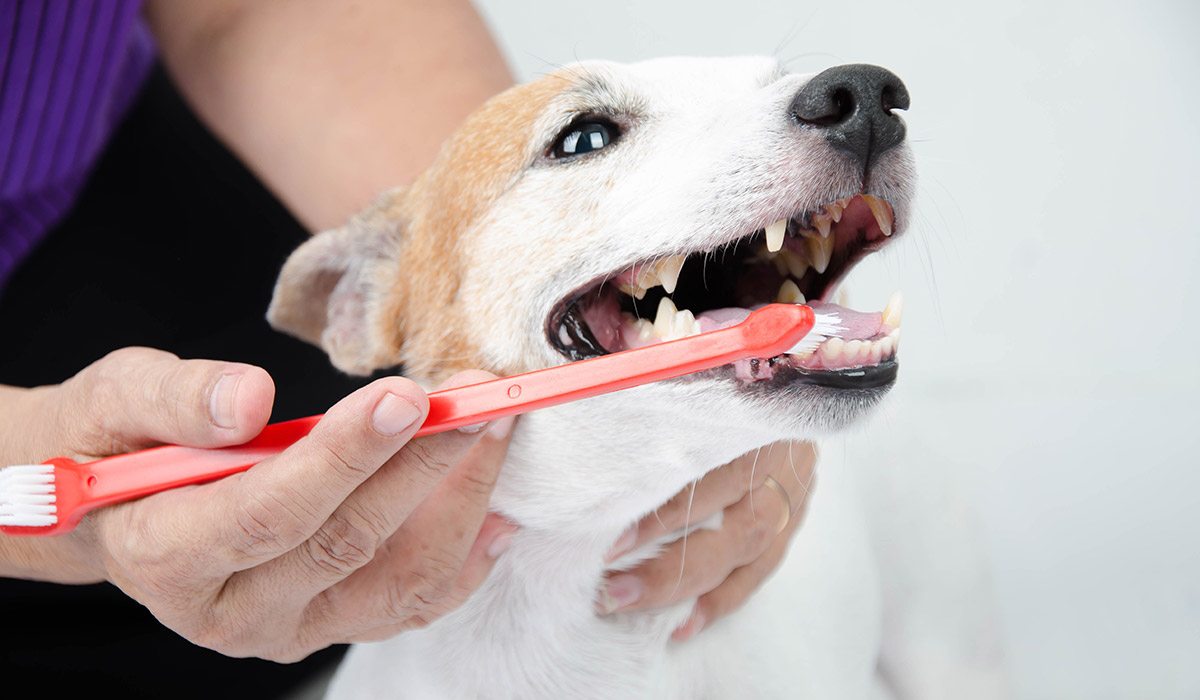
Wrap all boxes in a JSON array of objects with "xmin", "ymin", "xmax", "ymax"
[{"xmin": 51, "ymin": 347, "xmax": 275, "ymax": 458}]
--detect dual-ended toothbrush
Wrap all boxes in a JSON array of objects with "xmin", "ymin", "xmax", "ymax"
[{"xmin": 0, "ymin": 304, "xmax": 841, "ymax": 536}]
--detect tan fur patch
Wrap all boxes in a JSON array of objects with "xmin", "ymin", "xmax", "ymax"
[{"xmin": 375, "ymin": 74, "xmax": 572, "ymax": 383}]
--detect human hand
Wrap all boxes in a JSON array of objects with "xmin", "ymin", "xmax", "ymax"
[
  {"xmin": 596, "ymin": 441, "xmax": 817, "ymax": 641},
  {"xmin": 0, "ymin": 348, "xmax": 516, "ymax": 661}
]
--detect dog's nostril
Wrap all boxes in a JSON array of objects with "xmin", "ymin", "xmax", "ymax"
[{"xmin": 790, "ymin": 64, "xmax": 910, "ymax": 169}]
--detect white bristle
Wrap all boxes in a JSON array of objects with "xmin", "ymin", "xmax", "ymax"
[
  {"xmin": 786, "ymin": 312, "xmax": 845, "ymax": 354},
  {"xmin": 0, "ymin": 464, "xmax": 58, "ymax": 528}
]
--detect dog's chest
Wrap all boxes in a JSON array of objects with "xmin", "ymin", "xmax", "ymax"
[{"xmin": 326, "ymin": 451, "xmax": 883, "ymax": 700}]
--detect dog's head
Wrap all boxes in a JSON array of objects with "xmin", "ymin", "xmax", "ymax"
[{"xmin": 270, "ymin": 57, "xmax": 915, "ymax": 522}]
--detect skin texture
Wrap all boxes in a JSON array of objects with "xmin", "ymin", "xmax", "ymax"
[
  {"xmin": 0, "ymin": 349, "xmax": 518, "ymax": 661},
  {"xmin": 0, "ymin": 0, "xmax": 818, "ymax": 655}
]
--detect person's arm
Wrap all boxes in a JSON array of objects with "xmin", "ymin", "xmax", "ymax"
[
  {"xmin": 0, "ymin": 349, "xmax": 518, "ymax": 660},
  {"xmin": 145, "ymin": 0, "xmax": 513, "ymax": 231}
]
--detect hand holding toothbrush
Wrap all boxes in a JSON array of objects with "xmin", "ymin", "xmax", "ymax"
[{"xmin": 0, "ymin": 348, "xmax": 518, "ymax": 662}]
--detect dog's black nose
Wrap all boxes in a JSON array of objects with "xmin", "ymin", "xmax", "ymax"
[{"xmin": 790, "ymin": 64, "xmax": 910, "ymax": 168}]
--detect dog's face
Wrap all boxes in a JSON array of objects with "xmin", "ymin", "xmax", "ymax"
[{"xmin": 270, "ymin": 57, "xmax": 914, "ymax": 488}]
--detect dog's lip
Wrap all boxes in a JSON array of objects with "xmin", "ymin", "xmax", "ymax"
[{"xmin": 544, "ymin": 193, "xmax": 903, "ymax": 387}]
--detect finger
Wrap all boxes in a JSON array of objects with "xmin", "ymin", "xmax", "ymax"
[
  {"xmin": 332, "ymin": 512, "xmax": 518, "ymax": 644},
  {"xmin": 49, "ymin": 347, "xmax": 275, "ymax": 458},
  {"xmin": 146, "ymin": 375, "xmax": 431, "ymax": 576},
  {"xmin": 225, "ymin": 372, "xmax": 513, "ymax": 618},
  {"xmin": 300, "ymin": 397, "xmax": 516, "ymax": 638},
  {"xmin": 597, "ymin": 479, "xmax": 789, "ymax": 614},
  {"xmin": 674, "ymin": 493, "xmax": 808, "ymax": 642},
  {"xmin": 609, "ymin": 441, "xmax": 815, "ymax": 561}
]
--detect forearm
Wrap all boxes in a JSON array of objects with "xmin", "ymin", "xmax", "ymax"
[{"xmin": 145, "ymin": 0, "xmax": 514, "ymax": 232}]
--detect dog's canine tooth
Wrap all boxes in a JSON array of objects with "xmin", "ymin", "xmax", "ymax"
[
  {"xmin": 826, "ymin": 201, "xmax": 844, "ymax": 223},
  {"xmin": 863, "ymin": 195, "xmax": 894, "ymax": 237},
  {"xmin": 657, "ymin": 255, "xmax": 686, "ymax": 294},
  {"xmin": 812, "ymin": 213, "xmax": 832, "ymax": 238},
  {"xmin": 806, "ymin": 234, "xmax": 834, "ymax": 274},
  {"xmin": 783, "ymin": 250, "xmax": 808, "ymax": 279},
  {"xmin": 882, "ymin": 291, "xmax": 904, "ymax": 328},
  {"xmin": 653, "ymin": 297, "xmax": 678, "ymax": 338},
  {"xmin": 765, "ymin": 218, "xmax": 787, "ymax": 252},
  {"xmin": 776, "ymin": 279, "xmax": 805, "ymax": 304}
]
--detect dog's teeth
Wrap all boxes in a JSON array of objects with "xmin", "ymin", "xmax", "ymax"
[
  {"xmin": 821, "ymin": 337, "xmax": 845, "ymax": 362},
  {"xmin": 672, "ymin": 308, "xmax": 701, "ymax": 340},
  {"xmin": 826, "ymin": 201, "xmax": 844, "ymax": 223},
  {"xmin": 863, "ymin": 195, "xmax": 894, "ymax": 237},
  {"xmin": 617, "ymin": 282, "xmax": 647, "ymax": 299},
  {"xmin": 783, "ymin": 250, "xmax": 809, "ymax": 279},
  {"xmin": 812, "ymin": 213, "xmax": 832, "ymax": 238},
  {"xmin": 653, "ymin": 297, "xmax": 678, "ymax": 338},
  {"xmin": 657, "ymin": 255, "xmax": 686, "ymax": 294},
  {"xmin": 776, "ymin": 279, "xmax": 806, "ymax": 304},
  {"xmin": 799, "ymin": 228, "xmax": 821, "ymax": 240},
  {"xmin": 806, "ymin": 233, "xmax": 834, "ymax": 274},
  {"xmin": 845, "ymin": 339, "xmax": 864, "ymax": 362},
  {"xmin": 765, "ymin": 218, "xmax": 787, "ymax": 253},
  {"xmin": 882, "ymin": 291, "xmax": 903, "ymax": 328}
]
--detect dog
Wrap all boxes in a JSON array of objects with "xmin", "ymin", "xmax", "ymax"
[{"xmin": 268, "ymin": 56, "xmax": 1004, "ymax": 699}]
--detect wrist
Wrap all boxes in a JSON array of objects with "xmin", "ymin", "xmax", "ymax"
[{"xmin": 0, "ymin": 518, "xmax": 107, "ymax": 584}]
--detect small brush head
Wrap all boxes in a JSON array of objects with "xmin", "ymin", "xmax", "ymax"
[
  {"xmin": 786, "ymin": 312, "xmax": 844, "ymax": 355},
  {"xmin": 0, "ymin": 464, "xmax": 58, "ymax": 527}
]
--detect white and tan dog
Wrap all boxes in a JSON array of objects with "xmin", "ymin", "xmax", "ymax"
[{"xmin": 269, "ymin": 57, "xmax": 1003, "ymax": 699}]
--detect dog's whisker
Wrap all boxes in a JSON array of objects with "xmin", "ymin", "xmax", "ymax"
[{"xmin": 668, "ymin": 481, "xmax": 699, "ymax": 602}]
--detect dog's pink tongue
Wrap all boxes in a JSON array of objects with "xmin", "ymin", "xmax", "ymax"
[{"xmin": 695, "ymin": 303, "xmax": 882, "ymax": 341}]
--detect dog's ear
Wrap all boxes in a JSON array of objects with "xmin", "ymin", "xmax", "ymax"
[{"xmin": 268, "ymin": 188, "xmax": 406, "ymax": 375}]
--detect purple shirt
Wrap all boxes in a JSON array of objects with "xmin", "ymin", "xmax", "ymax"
[{"xmin": 0, "ymin": 0, "xmax": 154, "ymax": 292}]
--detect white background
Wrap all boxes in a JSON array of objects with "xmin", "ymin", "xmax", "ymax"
[{"xmin": 474, "ymin": 1, "xmax": 1200, "ymax": 698}]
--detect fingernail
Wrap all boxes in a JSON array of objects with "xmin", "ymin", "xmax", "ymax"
[
  {"xmin": 672, "ymin": 609, "xmax": 706, "ymax": 642},
  {"xmin": 486, "ymin": 526, "xmax": 517, "ymax": 558},
  {"xmin": 209, "ymin": 372, "xmax": 243, "ymax": 429},
  {"xmin": 597, "ymin": 574, "xmax": 643, "ymax": 614},
  {"xmin": 487, "ymin": 415, "xmax": 516, "ymax": 440},
  {"xmin": 605, "ymin": 525, "xmax": 638, "ymax": 562},
  {"xmin": 372, "ymin": 392, "xmax": 423, "ymax": 436}
]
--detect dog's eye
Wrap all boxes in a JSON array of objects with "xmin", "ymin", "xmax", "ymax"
[{"xmin": 552, "ymin": 121, "xmax": 617, "ymax": 159}]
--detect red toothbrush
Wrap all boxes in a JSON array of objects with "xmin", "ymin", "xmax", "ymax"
[{"xmin": 0, "ymin": 304, "xmax": 840, "ymax": 535}]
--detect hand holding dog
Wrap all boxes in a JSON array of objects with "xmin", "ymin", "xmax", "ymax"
[
  {"xmin": 0, "ymin": 348, "xmax": 517, "ymax": 662},
  {"xmin": 599, "ymin": 442, "xmax": 817, "ymax": 641}
]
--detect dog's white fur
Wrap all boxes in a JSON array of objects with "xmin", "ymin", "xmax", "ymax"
[{"xmin": 269, "ymin": 57, "xmax": 1005, "ymax": 699}]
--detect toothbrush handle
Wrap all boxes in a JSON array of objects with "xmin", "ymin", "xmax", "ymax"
[
  {"xmin": 415, "ymin": 303, "xmax": 814, "ymax": 435},
  {"xmin": 76, "ymin": 304, "xmax": 814, "ymax": 511}
]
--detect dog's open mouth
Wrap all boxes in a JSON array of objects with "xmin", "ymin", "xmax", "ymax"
[{"xmin": 547, "ymin": 194, "xmax": 904, "ymax": 388}]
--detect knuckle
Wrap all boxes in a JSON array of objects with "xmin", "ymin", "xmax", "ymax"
[
  {"xmin": 232, "ymin": 492, "xmax": 307, "ymax": 560},
  {"xmin": 740, "ymin": 511, "xmax": 777, "ymax": 554},
  {"xmin": 303, "ymin": 512, "xmax": 381, "ymax": 578},
  {"xmin": 455, "ymin": 464, "xmax": 500, "ymax": 499},
  {"xmin": 312, "ymin": 433, "xmax": 377, "ymax": 482},
  {"xmin": 399, "ymin": 442, "xmax": 453, "ymax": 483},
  {"xmin": 384, "ymin": 555, "xmax": 460, "ymax": 623}
]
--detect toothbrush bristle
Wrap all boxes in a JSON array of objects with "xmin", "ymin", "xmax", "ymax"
[
  {"xmin": 786, "ymin": 312, "xmax": 845, "ymax": 355},
  {"xmin": 0, "ymin": 464, "xmax": 58, "ymax": 527}
]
